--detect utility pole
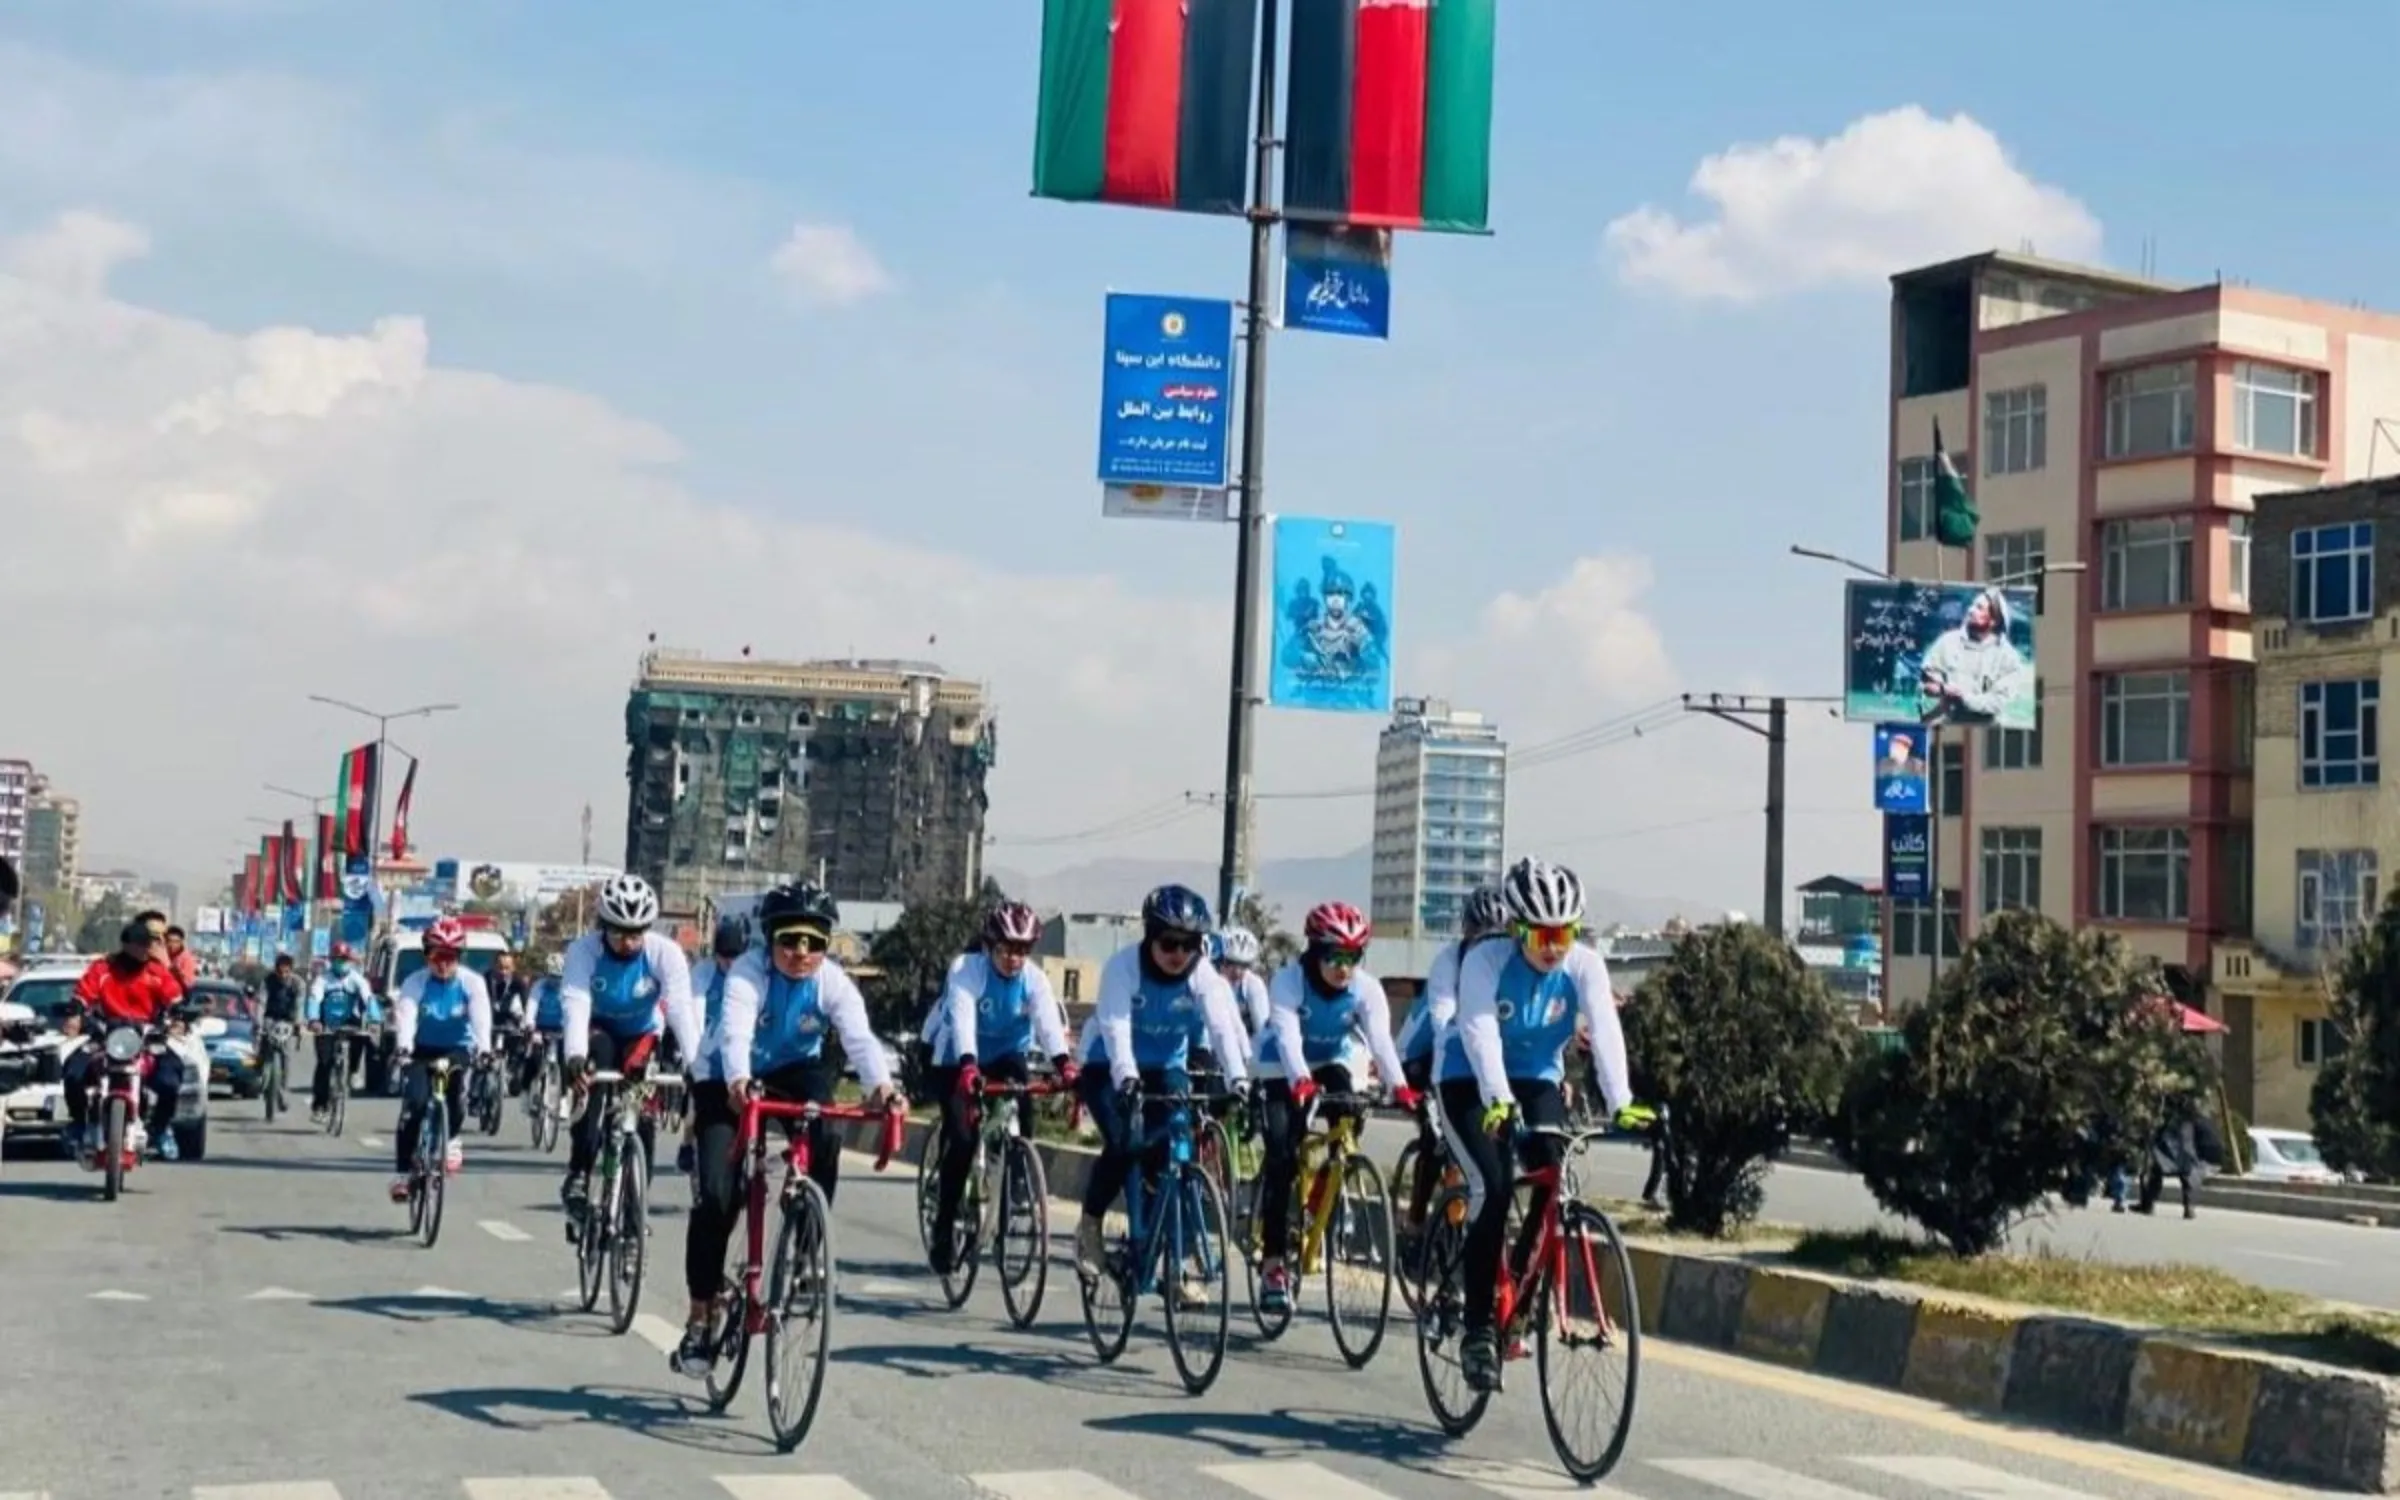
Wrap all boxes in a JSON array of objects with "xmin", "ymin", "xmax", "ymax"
[
  {"xmin": 1215, "ymin": 0, "xmax": 1283, "ymax": 924},
  {"xmin": 1681, "ymin": 694, "xmax": 1791, "ymax": 937}
]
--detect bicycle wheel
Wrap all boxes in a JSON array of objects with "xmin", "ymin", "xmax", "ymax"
[
  {"xmin": 1246, "ymin": 1172, "xmax": 1296, "ymax": 1343},
  {"xmin": 1160, "ymin": 1166, "xmax": 1231, "ymax": 1395},
  {"xmin": 1077, "ymin": 1201, "xmax": 1136, "ymax": 1364},
  {"xmin": 575, "ymin": 1169, "xmax": 609, "ymax": 1313},
  {"xmin": 1537, "ymin": 1200, "xmax": 1642, "ymax": 1481},
  {"xmin": 535, "ymin": 1061, "xmax": 561, "ymax": 1153},
  {"xmin": 913, "ymin": 1126, "xmax": 941, "ymax": 1256},
  {"xmin": 703, "ymin": 1198, "xmax": 752, "ymax": 1414},
  {"xmin": 997, "ymin": 1137, "xmax": 1050, "ymax": 1330},
  {"xmin": 607, "ymin": 1145, "xmax": 648, "ymax": 1334},
  {"xmin": 1325, "ymin": 1151, "xmax": 1395, "ymax": 1369},
  {"xmin": 1390, "ymin": 1138, "xmax": 1428, "ymax": 1315},
  {"xmin": 417, "ymin": 1112, "xmax": 446, "ymax": 1250},
  {"xmin": 934, "ymin": 1146, "xmax": 982, "ymax": 1310},
  {"xmin": 327, "ymin": 1075, "xmax": 346, "ymax": 1138},
  {"xmin": 763, "ymin": 1176, "xmax": 835, "ymax": 1453},
  {"xmin": 1413, "ymin": 1185, "xmax": 1492, "ymax": 1436},
  {"xmin": 263, "ymin": 1052, "xmax": 281, "ymax": 1123}
]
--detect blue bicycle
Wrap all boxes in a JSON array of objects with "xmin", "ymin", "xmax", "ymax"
[{"xmin": 1077, "ymin": 1087, "xmax": 1233, "ymax": 1393}]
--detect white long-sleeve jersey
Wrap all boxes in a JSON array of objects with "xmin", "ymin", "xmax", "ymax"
[
  {"xmin": 1255, "ymin": 962, "xmax": 1408, "ymax": 1087},
  {"xmin": 391, "ymin": 967, "xmax": 493, "ymax": 1057},
  {"xmin": 717, "ymin": 952, "xmax": 892, "ymax": 1092},
  {"xmin": 921, "ymin": 952, "xmax": 1071, "ymax": 1066},
  {"xmin": 1448, "ymin": 939, "xmax": 1630, "ymax": 1116},
  {"xmin": 1076, "ymin": 945, "xmax": 1250, "ymax": 1089},
  {"xmin": 560, "ymin": 928, "xmax": 700, "ymax": 1067}
]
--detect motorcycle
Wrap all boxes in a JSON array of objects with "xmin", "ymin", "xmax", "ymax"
[{"xmin": 80, "ymin": 1023, "xmax": 166, "ymax": 1202}]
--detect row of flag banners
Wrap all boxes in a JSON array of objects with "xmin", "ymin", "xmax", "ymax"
[{"xmin": 232, "ymin": 742, "xmax": 418, "ymax": 912}]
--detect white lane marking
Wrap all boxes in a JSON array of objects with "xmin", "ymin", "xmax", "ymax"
[
  {"xmin": 2232, "ymin": 1247, "xmax": 2338, "ymax": 1266},
  {"xmin": 242, "ymin": 1287, "xmax": 311, "ymax": 1301},
  {"xmin": 87, "ymin": 1289, "xmax": 147, "ymax": 1301},
  {"xmin": 405, "ymin": 1285, "xmax": 473, "ymax": 1299},
  {"xmin": 0, "ymin": 1491, "xmax": 54, "ymax": 1499},
  {"xmin": 974, "ymin": 1473, "xmax": 1147, "ymax": 1500},
  {"xmin": 479, "ymin": 1219, "xmax": 532, "ymax": 1242},
  {"xmin": 193, "ymin": 1486, "xmax": 344, "ymax": 1500},
  {"xmin": 463, "ymin": 1483, "xmax": 614, "ymax": 1500},
  {"xmin": 359, "ymin": 1135, "xmax": 384, "ymax": 1147},
  {"xmin": 631, "ymin": 1312, "xmax": 682, "ymax": 1354},
  {"xmin": 1848, "ymin": 1458, "xmax": 2102, "ymax": 1499},
  {"xmin": 1653, "ymin": 1459, "xmax": 1880, "ymax": 1500},
  {"xmin": 1203, "ymin": 1460, "xmax": 1409, "ymax": 1500},
  {"xmin": 1428, "ymin": 1457, "xmax": 1638, "ymax": 1498},
  {"xmin": 717, "ymin": 1478, "xmax": 879, "ymax": 1500},
  {"xmin": 854, "ymin": 1278, "xmax": 912, "ymax": 1296}
]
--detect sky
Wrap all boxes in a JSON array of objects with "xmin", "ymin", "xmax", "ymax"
[{"xmin": 3, "ymin": 0, "xmax": 2395, "ymax": 910}]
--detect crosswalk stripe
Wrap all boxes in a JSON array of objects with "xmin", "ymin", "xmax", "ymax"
[
  {"xmin": 716, "ymin": 1478, "xmax": 878, "ymax": 1500},
  {"xmin": 192, "ymin": 1485, "xmax": 343, "ymax": 1500},
  {"xmin": 630, "ymin": 1312, "xmax": 682, "ymax": 1354},
  {"xmin": 1652, "ymin": 1459, "xmax": 1879, "ymax": 1500},
  {"xmin": 462, "ymin": 1481, "xmax": 613, "ymax": 1500},
  {"xmin": 479, "ymin": 1219, "xmax": 532, "ymax": 1242},
  {"xmin": 1202, "ymin": 1460, "xmax": 1403, "ymax": 1500},
  {"xmin": 1428, "ymin": 1457, "xmax": 1639, "ymax": 1499},
  {"xmin": 973, "ymin": 1471, "xmax": 1148, "ymax": 1500},
  {"xmin": 0, "ymin": 1491, "xmax": 53, "ymax": 1499},
  {"xmin": 1846, "ymin": 1458, "xmax": 2100, "ymax": 1499}
]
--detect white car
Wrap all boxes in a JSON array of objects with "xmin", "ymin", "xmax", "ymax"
[
  {"xmin": 0, "ymin": 967, "xmax": 210, "ymax": 1159},
  {"xmin": 2246, "ymin": 1127, "xmax": 2340, "ymax": 1185}
]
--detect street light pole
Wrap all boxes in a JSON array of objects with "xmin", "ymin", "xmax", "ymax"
[{"xmin": 306, "ymin": 696, "xmax": 458, "ymax": 894}]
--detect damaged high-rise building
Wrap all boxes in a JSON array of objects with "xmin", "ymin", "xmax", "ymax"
[{"xmin": 623, "ymin": 649, "xmax": 995, "ymax": 912}]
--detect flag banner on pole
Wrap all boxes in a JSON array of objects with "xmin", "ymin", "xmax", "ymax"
[
  {"xmin": 1932, "ymin": 417, "xmax": 1978, "ymax": 547},
  {"xmin": 314, "ymin": 812, "xmax": 337, "ymax": 901},
  {"xmin": 1096, "ymin": 292, "xmax": 1235, "ymax": 488},
  {"xmin": 1284, "ymin": 0, "xmax": 1496, "ymax": 234},
  {"xmin": 280, "ymin": 818, "xmax": 304, "ymax": 903},
  {"xmin": 239, "ymin": 855, "xmax": 258, "ymax": 913},
  {"xmin": 390, "ymin": 754, "xmax": 418, "ymax": 859},
  {"xmin": 1268, "ymin": 515, "xmax": 1396, "ymax": 714},
  {"xmin": 334, "ymin": 743, "xmax": 378, "ymax": 855},
  {"xmin": 1032, "ymin": 0, "xmax": 1259, "ymax": 216}
]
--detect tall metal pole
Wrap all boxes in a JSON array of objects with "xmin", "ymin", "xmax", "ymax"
[
  {"xmin": 1764, "ymin": 696, "xmax": 1787, "ymax": 936},
  {"xmin": 1217, "ymin": 0, "xmax": 1282, "ymax": 923}
]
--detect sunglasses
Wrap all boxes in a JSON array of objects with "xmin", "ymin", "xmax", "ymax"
[
  {"xmin": 774, "ymin": 929, "xmax": 830, "ymax": 955},
  {"xmin": 602, "ymin": 926, "xmax": 646, "ymax": 943},
  {"xmin": 992, "ymin": 941, "xmax": 1033, "ymax": 959},
  {"xmin": 427, "ymin": 947, "xmax": 463, "ymax": 963},
  {"xmin": 1317, "ymin": 946, "xmax": 1367, "ymax": 967},
  {"xmin": 1151, "ymin": 933, "xmax": 1203, "ymax": 956},
  {"xmin": 1517, "ymin": 921, "xmax": 1581, "ymax": 948}
]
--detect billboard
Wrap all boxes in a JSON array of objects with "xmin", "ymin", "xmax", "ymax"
[
  {"xmin": 443, "ymin": 860, "xmax": 623, "ymax": 905},
  {"xmin": 1883, "ymin": 814, "xmax": 1931, "ymax": 902},
  {"xmin": 1872, "ymin": 724, "xmax": 1930, "ymax": 814},
  {"xmin": 1095, "ymin": 293, "xmax": 1234, "ymax": 490},
  {"xmin": 1269, "ymin": 516, "xmax": 1395, "ymax": 714},
  {"xmin": 1284, "ymin": 223, "xmax": 1392, "ymax": 339},
  {"xmin": 1844, "ymin": 580, "xmax": 2037, "ymax": 730}
]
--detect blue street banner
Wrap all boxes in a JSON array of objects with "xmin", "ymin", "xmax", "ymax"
[
  {"xmin": 1284, "ymin": 223, "xmax": 1392, "ymax": 339},
  {"xmin": 1096, "ymin": 293, "xmax": 1234, "ymax": 489},
  {"xmin": 1269, "ymin": 516, "xmax": 1395, "ymax": 714},
  {"xmin": 1872, "ymin": 723, "xmax": 1931, "ymax": 814},
  {"xmin": 1844, "ymin": 580, "xmax": 2038, "ymax": 729},
  {"xmin": 338, "ymin": 852, "xmax": 377, "ymax": 945},
  {"xmin": 1883, "ymin": 814, "xmax": 1931, "ymax": 903}
]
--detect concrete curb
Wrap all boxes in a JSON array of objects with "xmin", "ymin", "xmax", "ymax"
[
  {"xmin": 1780, "ymin": 1142, "xmax": 2400, "ymax": 1227},
  {"xmin": 834, "ymin": 1117, "xmax": 2400, "ymax": 1492}
]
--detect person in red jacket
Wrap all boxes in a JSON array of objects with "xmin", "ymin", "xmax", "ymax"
[{"xmin": 63, "ymin": 920, "xmax": 190, "ymax": 1159}]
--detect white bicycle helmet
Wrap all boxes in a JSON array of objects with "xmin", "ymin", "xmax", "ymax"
[
  {"xmin": 1217, "ymin": 926, "xmax": 1262, "ymax": 966},
  {"xmin": 1502, "ymin": 857, "xmax": 1585, "ymax": 928},
  {"xmin": 595, "ymin": 873, "xmax": 660, "ymax": 931},
  {"xmin": 1463, "ymin": 886, "xmax": 1510, "ymax": 939},
  {"xmin": 545, "ymin": 952, "xmax": 565, "ymax": 978}
]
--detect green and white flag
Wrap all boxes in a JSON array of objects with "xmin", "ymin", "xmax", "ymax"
[{"xmin": 1932, "ymin": 418, "xmax": 1977, "ymax": 548}]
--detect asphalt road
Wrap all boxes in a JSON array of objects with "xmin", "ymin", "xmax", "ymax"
[
  {"xmin": 1353, "ymin": 1120, "xmax": 2400, "ymax": 1313},
  {"xmin": 0, "ymin": 1104, "xmax": 2331, "ymax": 1500}
]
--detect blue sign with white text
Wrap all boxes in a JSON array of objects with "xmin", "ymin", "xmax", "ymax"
[
  {"xmin": 1097, "ymin": 293, "xmax": 1234, "ymax": 488},
  {"xmin": 1883, "ymin": 814, "xmax": 1931, "ymax": 903},
  {"xmin": 1284, "ymin": 224, "xmax": 1391, "ymax": 339},
  {"xmin": 1872, "ymin": 723, "xmax": 1930, "ymax": 814},
  {"xmin": 1269, "ymin": 516, "xmax": 1395, "ymax": 715}
]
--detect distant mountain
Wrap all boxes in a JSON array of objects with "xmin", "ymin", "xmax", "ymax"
[{"xmin": 989, "ymin": 846, "xmax": 1705, "ymax": 931}]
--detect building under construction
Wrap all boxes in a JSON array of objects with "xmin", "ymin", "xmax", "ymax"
[{"xmin": 624, "ymin": 649, "xmax": 995, "ymax": 912}]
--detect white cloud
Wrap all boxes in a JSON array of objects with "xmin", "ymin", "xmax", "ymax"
[
  {"xmin": 2, "ymin": 209, "xmax": 150, "ymax": 297},
  {"xmin": 769, "ymin": 223, "xmax": 893, "ymax": 309},
  {"xmin": 1603, "ymin": 106, "xmax": 2104, "ymax": 302}
]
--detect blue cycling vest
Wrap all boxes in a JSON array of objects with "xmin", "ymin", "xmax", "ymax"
[
  {"xmin": 534, "ymin": 979, "xmax": 564, "ymax": 1030},
  {"xmin": 971, "ymin": 964, "xmax": 1038, "ymax": 1060},
  {"xmin": 751, "ymin": 970, "xmax": 832, "ymax": 1074},
  {"xmin": 414, "ymin": 975, "xmax": 473, "ymax": 1052},
  {"xmin": 1437, "ymin": 950, "xmax": 1584, "ymax": 1086},
  {"xmin": 1123, "ymin": 971, "xmax": 1209, "ymax": 1073},
  {"xmin": 1258, "ymin": 981, "xmax": 1367, "ymax": 1073},
  {"xmin": 589, "ymin": 947, "xmax": 661, "ymax": 1036},
  {"xmin": 319, "ymin": 971, "xmax": 370, "ymax": 1025}
]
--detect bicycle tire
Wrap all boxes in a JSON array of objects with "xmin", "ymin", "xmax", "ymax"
[
  {"xmin": 933, "ymin": 1144, "xmax": 981, "ymax": 1310},
  {"xmin": 1413, "ymin": 1185, "xmax": 1493, "ymax": 1437},
  {"xmin": 1247, "ymin": 1166, "xmax": 1297, "ymax": 1343},
  {"xmin": 535, "ymin": 1060, "xmax": 561, "ymax": 1153},
  {"xmin": 913, "ymin": 1126, "xmax": 941, "ymax": 1257},
  {"xmin": 1160, "ymin": 1166, "xmax": 1231, "ymax": 1395},
  {"xmin": 1391, "ymin": 1138, "xmax": 1428, "ymax": 1315},
  {"xmin": 1325, "ymin": 1151, "xmax": 1395, "ymax": 1370},
  {"xmin": 575, "ymin": 1166, "xmax": 609, "ymax": 1313},
  {"xmin": 997, "ymin": 1136, "xmax": 1049, "ymax": 1330},
  {"xmin": 1538, "ymin": 1200, "xmax": 1642, "ymax": 1482},
  {"xmin": 263, "ymin": 1052, "xmax": 280, "ymax": 1123},
  {"xmin": 1077, "ymin": 1203, "xmax": 1136, "ymax": 1365},
  {"xmin": 763, "ymin": 1175, "xmax": 835, "ymax": 1453},
  {"xmin": 327, "ymin": 1075, "xmax": 346, "ymax": 1139},
  {"xmin": 418, "ymin": 1109, "xmax": 446, "ymax": 1250},
  {"xmin": 607, "ymin": 1144, "xmax": 646, "ymax": 1334}
]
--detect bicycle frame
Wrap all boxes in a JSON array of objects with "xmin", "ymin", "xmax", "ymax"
[
  {"xmin": 415, "ymin": 1058, "xmax": 453, "ymax": 1169},
  {"xmin": 727, "ymin": 1096, "xmax": 904, "ymax": 1336},
  {"xmin": 1286, "ymin": 1092, "xmax": 1374, "ymax": 1274},
  {"xmin": 963, "ymin": 1075, "xmax": 1066, "ymax": 1228},
  {"xmin": 1496, "ymin": 1124, "xmax": 1611, "ymax": 1343},
  {"xmin": 1115, "ymin": 1090, "xmax": 1216, "ymax": 1298}
]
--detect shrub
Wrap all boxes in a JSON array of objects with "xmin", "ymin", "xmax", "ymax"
[
  {"xmin": 2309, "ymin": 887, "xmax": 2400, "ymax": 1178},
  {"xmin": 1620, "ymin": 922, "xmax": 1854, "ymax": 1237},
  {"xmin": 1832, "ymin": 908, "xmax": 2207, "ymax": 1255}
]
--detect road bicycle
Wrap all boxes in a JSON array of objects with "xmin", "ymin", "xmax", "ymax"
[
  {"xmin": 405, "ymin": 1056, "xmax": 455, "ymax": 1250},
  {"xmin": 1241, "ymin": 1088, "xmax": 1396, "ymax": 1368},
  {"xmin": 915, "ymin": 1071, "xmax": 1071, "ymax": 1326},
  {"xmin": 466, "ymin": 1048, "xmax": 506, "ymax": 1137},
  {"xmin": 525, "ymin": 1036, "xmax": 563, "ymax": 1153},
  {"xmin": 1078, "ymin": 1085, "xmax": 1232, "ymax": 1395},
  {"xmin": 696, "ymin": 1093, "xmax": 904, "ymax": 1452},
  {"xmin": 259, "ymin": 1020, "xmax": 295, "ymax": 1122},
  {"xmin": 573, "ymin": 1068, "xmax": 683, "ymax": 1335},
  {"xmin": 1413, "ymin": 1117, "xmax": 1642, "ymax": 1481},
  {"xmin": 321, "ymin": 1027, "xmax": 366, "ymax": 1138},
  {"xmin": 1390, "ymin": 1090, "xmax": 1465, "ymax": 1315}
]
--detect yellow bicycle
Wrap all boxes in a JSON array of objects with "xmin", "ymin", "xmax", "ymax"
[{"xmin": 1243, "ymin": 1089, "xmax": 1395, "ymax": 1368}]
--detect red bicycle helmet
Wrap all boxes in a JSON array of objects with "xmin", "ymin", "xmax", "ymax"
[
  {"xmin": 1303, "ymin": 901, "xmax": 1371, "ymax": 950},
  {"xmin": 329, "ymin": 941, "xmax": 354, "ymax": 962},
  {"xmin": 984, "ymin": 901, "xmax": 1042, "ymax": 947},
  {"xmin": 423, "ymin": 916, "xmax": 469, "ymax": 954}
]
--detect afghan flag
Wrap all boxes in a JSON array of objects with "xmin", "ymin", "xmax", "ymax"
[
  {"xmin": 314, "ymin": 812, "xmax": 338, "ymax": 901},
  {"xmin": 1031, "ymin": 0, "xmax": 1259, "ymax": 216},
  {"xmin": 333, "ymin": 743, "xmax": 378, "ymax": 856},
  {"xmin": 1283, "ymin": 0, "xmax": 1496, "ymax": 234},
  {"xmin": 389, "ymin": 754, "xmax": 418, "ymax": 859},
  {"xmin": 1932, "ymin": 418, "xmax": 1979, "ymax": 548}
]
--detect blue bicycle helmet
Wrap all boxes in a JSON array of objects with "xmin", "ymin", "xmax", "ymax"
[{"xmin": 1140, "ymin": 883, "xmax": 1213, "ymax": 938}]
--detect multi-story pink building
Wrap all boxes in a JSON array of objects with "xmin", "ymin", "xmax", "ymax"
[{"xmin": 1881, "ymin": 251, "xmax": 2400, "ymax": 1007}]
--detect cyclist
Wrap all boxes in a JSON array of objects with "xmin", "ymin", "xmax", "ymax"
[
  {"xmin": 1439, "ymin": 856, "xmax": 1633, "ymax": 1393},
  {"xmin": 675, "ymin": 913, "xmax": 751, "ymax": 1175},
  {"xmin": 387, "ymin": 916, "xmax": 494, "ymax": 1202},
  {"xmin": 922, "ymin": 900, "xmax": 1073, "ymax": 1275},
  {"xmin": 676, "ymin": 881, "xmax": 901, "ymax": 1379},
  {"xmin": 1251, "ymin": 901, "xmax": 1416, "ymax": 1314},
  {"xmin": 514, "ymin": 953, "xmax": 567, "ymax": 1096},
  {"xmin": 1394, "ymin": 885, "xmax": 1509, "ymax": 1238},
  {"xmin": 305, "ymin": 942, "xmax": 380, "ymax": 1120},
  {"xmin": 559, "ymin": 874, "xmax": 700, "ymax": 1236},
  {"xmin": 1070, "ymin": 883, "xmax": 1252, "ymax": 1281},
  {"xmin": 1214, "ymin": 926, "xmax": 1272, "ymax": 1041}
]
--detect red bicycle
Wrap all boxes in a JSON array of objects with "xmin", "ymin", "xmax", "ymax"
[
  {"xmin": 1413, "ymin": 1118, "xmax": 1642, "ymax": 1481},
  {"xmin": 696, "ymin": 1093, "xmax": 904, "ymax": 1452}
]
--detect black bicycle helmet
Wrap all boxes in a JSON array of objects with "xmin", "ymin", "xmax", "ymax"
[
  {"xmin": 1140, "ymin": 883, "xmax": 1213, "ymax": 938},
  {"xmin": 712, "ymin": 912, "xmax": 752, "ymax": 959},
  {"xmin": 758, "ymin": 881, "xmax": 839, "ymax": 937}
]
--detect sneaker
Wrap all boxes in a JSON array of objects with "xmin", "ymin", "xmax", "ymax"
[
  {"xmin": 155, "ymin": 1130, "xmax": 180, "ymax": 1163},
  {"xmin": 672, "ymin": 1322, "xmax": 714, "ymax": 1380},
  {"xmin": 444, "ymin": 1140, "xmax": 464, "ymax": 1175},
  {"xmin": 560, "ymin": 1174, "xmax": 590, "ymax": 1240},
  {"xmin": 1461, "ymin": 1327, "xmax": 1501, "ymax": 1393},
  {"xmin": 1174, "ymin": 1277, "xmax": 1212, "ymax": 1309},
  {"xmin": 1075, "ymin": 1214, "xmax": 1107, "ymax": 1277},
  {"xmin": 1258, "ymin": 1262, "xmax": 1291, "ymax": 1314},
  {"xmin": 388, "ymin": 1177, "xmax": 412, "ymax": 1204}
]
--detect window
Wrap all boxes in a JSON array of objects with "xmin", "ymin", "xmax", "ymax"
[
  {"xmin": 2099, "ymin": 671, "xmax": 2191, "ymax": 767},
  {"xmin": 1984, "ymin": 528, "xmax": 2047, "ymax": 612},
  {"xmin": 1980, "ymin": 827, "xmax": 2043, "ymax": 915},
  {"xmin": 2297, "ymin": 849, "xmax": 2378, "ymax": 950},
  {"xmin": 2234, "ymin": 361, "xmax": 2319, "ymax": 457},
  {"xmin": 1062, "ymin": 968, "xmax": 1082, "ymax": 1002},
  {"xmin": 1897, "ymin": 453, "xmax": 1969, "ymax": 543},
  {"xmin": 1983, "ymin": 712, "xmax": 2044, "ymax": 771},
  {"xmin": 2299, "ymin": 679, "xmax": 2381, "ymax": 787},
  {"xmin": 1891, "ymin": 889, "xmax": 1962, "ymax": 959},
  {"xmin": 1982, "ymin": 386, "xmax": 2048, "ymax": 475},
  {"xmin": 1937, "ymin": 740, "xmax": 1965, "ymax": 815},
  {"xmin": 2103, "ymin": 362, "xmax": 2196, "ymax": 458},
  {"xmin": 2100, "ymin": 516, "xmax": 2193, "ymax": 610},
  {"xmin": 2228, "ymin": 514, "xmax": 2252, "ymax": 606},
  {"xmin": 2293, "ymin": 522, "xmax": 2374, "ymax": 625},
  {"xmin": 2298, "ymin": 1017, "xmax": 2349, "ymax": 1068},
  {"xmin": 2095, "ymin": 826, "xmax": 2190, "ymax": 922},
  {"xmin": 2220, "ymin": 826, "xmax": 2254, "ymax": 937}
]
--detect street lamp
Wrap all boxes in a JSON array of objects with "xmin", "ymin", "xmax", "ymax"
[
  {"xmin": 307, "ymin": 695, "xmax": 457, "ymax": 865},
  {"xmin": 264, "ymin": 782, "xmax": 328, "ymax": 815}
]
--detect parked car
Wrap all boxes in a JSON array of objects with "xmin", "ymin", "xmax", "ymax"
[
  {"xmin": 2245, "ymin": 1127, "xmax": 2341, "ymax": 1185},
  {"xmin": 204, "ymin": 1014, "xmax": 265, "ymax": 1098},
  {"xmin": 0, "ymin": 967, "xmax": 211, "ymax": 1160},
  {"xmin": 0, "ymin": 995, "xmax": 73, "ymax": 1148}
]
